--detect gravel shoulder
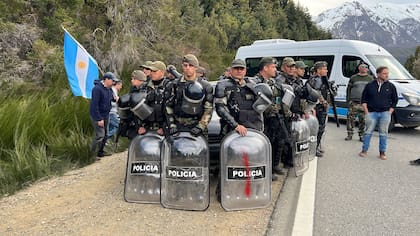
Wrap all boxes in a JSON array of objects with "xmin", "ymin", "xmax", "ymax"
[{"xmin": 0, "ymin": 151, "xmax": 285, "ymax": 235}]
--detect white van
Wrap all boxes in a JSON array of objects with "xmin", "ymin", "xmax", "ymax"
[{"xmin": 235, "ymin": 39, "xmax": 420, "ymax": 129}]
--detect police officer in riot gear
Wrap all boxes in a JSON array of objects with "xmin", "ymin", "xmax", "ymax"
[
  {"xmin": 136, "ymin": 61, "xmax": 168, "ymax": 136},
  {"xmin": 294, "ymin": 61, "xmax": 310, "ymax": 118},
  {"xmin": 215, "ymin": 58, "xmax": 273, "ymax": 200},
  {"xmin": 117, "ymin": 70, "xmax": 148, "ymax": 140},
  {"xmin": 164, "ymin": 54, "xmax": 213, "ymax": 137},
  {"xmin": 215, "ymin": 59, "xmax": 266, "ymax": 136},
  {"xmin": 307, "ymin": 61, "xmax": 336, "ymax": 157},
  {"xmin": 256, "ymin": 57, "xmax": 287, "ymax": 178},
  {"xmin": 274, "ymin": 57, "xmax": 298, "ymax": 168}
]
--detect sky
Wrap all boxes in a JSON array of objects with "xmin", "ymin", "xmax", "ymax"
[{"xmin": 294, "ymin": 0, "xmax": 420, "ymax": 16}]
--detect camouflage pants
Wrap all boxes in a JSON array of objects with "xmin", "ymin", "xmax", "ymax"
[{"xmin": 346, "ymin": 102, "xmax": 365, "ymax": 137}]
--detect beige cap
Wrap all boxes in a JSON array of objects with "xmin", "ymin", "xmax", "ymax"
[
  {"xmin": 148, "ymin": 61, "xmax": 167, "ymax": 72},
  {"xmin": 231, "ymin": 59, "xmax": 246, "ymax": 68},
  {"xmin": 141, "ymin": 61, "xmax": 153, "ymax": 69},
  {"xmin": 131, "ymin": 70, "xmax": 147, "ymax": 81},
  {"xmin": 282, "ymin": 57, "xmax": 296, "ymax": 67},
  {"xmin": 182, "ymin": 54, "xmax": 199, "ymax": 67},
  {"xmin": 295, "ymin": 61, "xmax": 308, "ymax": 69}
]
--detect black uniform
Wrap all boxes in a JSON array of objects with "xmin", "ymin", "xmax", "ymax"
[
  {"xmin": 259, "ymin": 74, "xmax": 291, "ymax": 171},
  {"xmin": 214, "ymin": 76, "xmax": 263, "ymax": 134},
  {"xmin": 137, "ymin": 78, "xmax": 167, "ymax": 132},
  {"xmin": 123, "ymin": 84, "xmax": 147, "ymax": 139},
  {"xmin": 274, "ymin": 72, "xmax": 296, "ymax": 167},
  {"xmin": 307, "ymin": 75, "xmax": 331, "ymax": 153},
  {"xmin": 214, "ymin": 76, "xmax": 264, "ymax": 200}
]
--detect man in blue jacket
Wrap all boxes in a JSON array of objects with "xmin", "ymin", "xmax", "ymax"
[
  {"xmin": 90, "ymin": 72, "xmax": 116, "ymax": 158},
  {"xmin": 359, "ymin": 66, "xmax": 398, "ymax": 160}
]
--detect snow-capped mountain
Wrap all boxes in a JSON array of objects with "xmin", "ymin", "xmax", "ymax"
[{"xmin": 315, "ymin": 1, "xmax": 420, "ymax": 47}]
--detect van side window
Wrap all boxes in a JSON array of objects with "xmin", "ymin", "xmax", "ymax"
[
  {"xmin": 294, "ymin": 56, "xmax": 334, "ymax": 79},
  {"xmin": 342, "ymin": 56, "xmax": 367, "ymax": 78},
  {"xmin": 245, "ymin": 58, "xmax": 263, "ymax": 77},
  {"xmin": 245, "ymin": 56, "xmax": 334, "ymax": 79}
]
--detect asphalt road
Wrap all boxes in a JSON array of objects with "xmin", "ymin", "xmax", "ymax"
[{"xmin": 314, "ymin": 123, "xmax": 420, "ymax": 236}]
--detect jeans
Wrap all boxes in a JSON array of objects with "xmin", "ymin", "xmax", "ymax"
[
  {"xmin": 107, "ymin": 113, "xmax": 120, "ymax": 139},
  {"xmin": 362, "ymin": 111, "xmax": 391, "ymax": 153}
]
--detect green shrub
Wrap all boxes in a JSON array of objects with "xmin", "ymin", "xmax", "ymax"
[{"xmin": 0, "ymin": 92, "xmax": 102, "ymax": 196}]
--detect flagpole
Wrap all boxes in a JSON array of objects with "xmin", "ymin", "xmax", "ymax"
[{"xmin": 61, "ymin": 25, "xmax": 105, "ymax": 76}]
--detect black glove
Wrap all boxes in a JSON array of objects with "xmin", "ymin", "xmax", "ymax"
[
  {"xmin": 190, "ymin": 127, "xmax": 202, "ymax": 136},
  {"xmin": 169, "ymin": 127, "xmax": 179, "ymax": 136}
]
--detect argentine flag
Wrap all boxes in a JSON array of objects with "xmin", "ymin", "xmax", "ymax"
[{"xmin": 63, "ymin": 29, "xmax": 99, "ymax": 99}]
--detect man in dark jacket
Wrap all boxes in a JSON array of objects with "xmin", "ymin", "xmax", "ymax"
[
  {"xmin": 359, "ymin": 66, "xmax": 398, "ymax": 160},
  {"xmin": 90, "ymin": 72, "xmax": 115, "ymax": 158}
]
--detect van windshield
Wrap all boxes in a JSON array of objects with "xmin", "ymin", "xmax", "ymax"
[{"xmin": 366, "ymin": 55, "xmax": 415, "ymax": 80}]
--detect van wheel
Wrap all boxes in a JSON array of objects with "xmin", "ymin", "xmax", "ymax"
[{"xmin": 388, "ymin": 114, "xmax": 395, "ymax": 132}]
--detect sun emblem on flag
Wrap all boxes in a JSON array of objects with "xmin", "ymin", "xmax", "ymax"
[{"xmin": 77, "ymin": 60, "xmax": 87, "ymax": 69}]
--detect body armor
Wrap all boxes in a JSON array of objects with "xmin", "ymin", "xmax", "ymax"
[
  {"xmin": 215, "ymin": 77, "xmax": 263, "ymax": 132},
  {"xmin": 349, "ymin": 81, "xmax": 369, "ymax": 102}
]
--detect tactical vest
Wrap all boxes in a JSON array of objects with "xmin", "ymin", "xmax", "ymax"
[
  {"xmin": 349, "ymin": 81, "xmax": 369, "ymax": 102},
  {"xmin": 264, "ymin": 77, "xmax": 283, "ymax": 117},
  {"xmin": 309, "ymin": 76, "xmax": 328, "ymax": 102},
  {"xmin": 227, "ymin": 78, "xmax": 263, "ymax": 131},
  {"xmin": 145, "ymin": 80, "xmax": 166, "ymax": 123}
]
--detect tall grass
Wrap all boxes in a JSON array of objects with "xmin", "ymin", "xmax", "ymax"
[{"xmin": 0, "ymin": 93, "xmax": 98, "ymax": 196}]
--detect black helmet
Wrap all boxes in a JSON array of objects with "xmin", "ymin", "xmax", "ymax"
[{"xmin": 184, "ymin": 82, "xmax": 205, "ymax": 101}]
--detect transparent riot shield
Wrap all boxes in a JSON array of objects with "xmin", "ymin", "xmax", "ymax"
[
  {"xmin": 291, "ymin": 118, "xmax": 310, "ymax": 177},
  {"xmin": 220, "ymin": 129, "xmax": 272, "ymax": 211},
  {"xmin": 161, "ymin": 132, "xmax": 209, "ymax": 211},
  {"xmin": 306, "ymin": 114, "xmax": 319, "ymax": 161},
  {"xmin": 124, "ymin": 132, "xmax": 164, "ymax": 203}
]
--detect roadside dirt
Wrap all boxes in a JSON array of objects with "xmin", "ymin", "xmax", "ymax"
[{"xmin": 0, "ymin": 151, "xmax": 284, "ymax": 235}]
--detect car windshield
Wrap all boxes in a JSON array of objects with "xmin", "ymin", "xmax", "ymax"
[{"xmin": 366, "ymin": 55, "xmax": 415, "ymax": 80}]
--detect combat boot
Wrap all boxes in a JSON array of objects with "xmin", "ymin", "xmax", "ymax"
[
  {"xmin": 344, "ymin": 135, "xmax": 352, "ymax": 141},
  {"xmin": 316, "ymin": 148, "xmax": 323, "ymax": 157},
  {"xmin": 272, "ymin": 175, "xmax": 278, "ymax": 181},
  {"xmin": 273, "ymin": 166, "xmax": 284, "ymax": 175},
  {"xmin": 409, "ymin": 158, "xmax": 420, "ymax": 166}
]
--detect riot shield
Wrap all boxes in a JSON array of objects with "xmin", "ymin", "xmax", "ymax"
[
  {"xmin": 291, "ymin": 118, "xmax": 310, "ymax": 177},
  {"xmin": 124, "ymin": 132, "xmax": 164, "ymax": 203},
  {"xmin": 161, "ymin": 132, "xmax": 209, "ymax": 211},
  {"xmin": 306, "ymin": 114, "xmax": 319, "ymax": 161},
  {"xmin": 220, "ymin": 129, "xmax": 272, "ymax": 211}
]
